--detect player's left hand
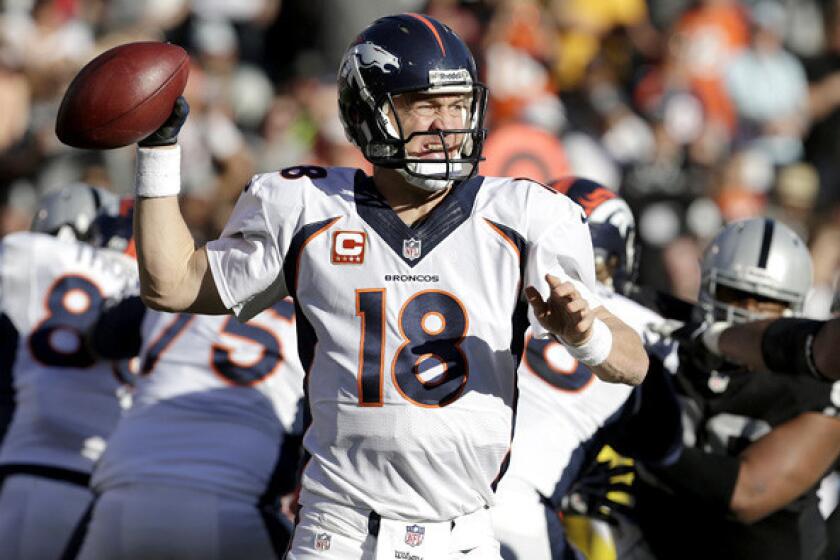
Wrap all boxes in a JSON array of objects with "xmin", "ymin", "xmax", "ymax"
[{"xmin": 526, "ymin": 274, "xmax": 594, "ymax": 345}]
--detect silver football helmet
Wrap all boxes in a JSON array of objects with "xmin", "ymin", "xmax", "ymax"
[
  {"xmin": 30, "ymin": 183, "xmax": 119, "ymax": 242},
  {"xmin": 697, "ymin": 218, "xmax": 812, "ymax": 323}
]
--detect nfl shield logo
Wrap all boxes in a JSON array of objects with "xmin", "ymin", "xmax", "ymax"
[
  {"xmin": 314, "ymin": 532, "xmax": 331, "ymax": 551},
  {"xmin": 405, "ymin": 524, "xmax": 425, "ymax": 547},
  {"xmin": 403, "ymin": 238, "xmax": 422, "ymax": 260}
]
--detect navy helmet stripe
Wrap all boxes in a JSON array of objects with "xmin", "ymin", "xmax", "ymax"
[{"xmin": 758, "ymin": 219, "xmax": 775, "ymax": 269}]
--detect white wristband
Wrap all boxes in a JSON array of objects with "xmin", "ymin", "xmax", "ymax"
[
  {"xmin": 135, "ymin": 145, "xmax": 181, "ymax": 198},
  {"xmin": 561, "ymin": 317, "xmax": 613, "ymax": 367}
]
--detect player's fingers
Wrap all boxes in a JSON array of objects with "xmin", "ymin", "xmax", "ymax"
[
  {"xmin": 573, "ymin": 312, "xmax": 595, "ymax": 337},
  {"xmin": 547, "ymin": 277, "xmax": 579, "ymax": 302},
  {"xmin": 525, "ymin": 286, "xmax": 548, "ymax": 316},
  {"xmin": 545, "ymin": 274, "xmax": 575, "ymax": 296},
  {"xmin": 564, "ymin": 298, "xmax": 588, "ymax": 315}
]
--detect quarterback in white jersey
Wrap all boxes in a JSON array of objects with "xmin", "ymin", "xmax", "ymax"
[
  {"xmin": 0, "ymin": 185, "xmax": 137, "ymax": 560},
  {"xmin": 75, "ymin": 298, "xmax": 305, "ymax": 560},
  {"xmin": 491, "ymin": 179, "xmax": 679, "ymax": 560},
  {"xmin": 127, "ymin": 13, "xmax": 647, "ymax": 560}
]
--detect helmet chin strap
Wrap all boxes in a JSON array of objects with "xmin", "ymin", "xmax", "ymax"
[{"xmin": 397, "ymin": 160, "xmax": 466, "ymax": 192}]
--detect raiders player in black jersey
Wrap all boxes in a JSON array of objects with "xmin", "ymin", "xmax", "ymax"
[{"xmin": 628, "ymin": 218, "xmax": 840, "ymax": 560}]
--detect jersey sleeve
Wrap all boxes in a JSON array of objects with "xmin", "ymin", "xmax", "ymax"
[
  {"xmin": 206, "ymin": 174, "xmax": 301, "ymax": 321},
  {"xmin": 523, "ymin": 185, "xmax": 603, "ymax": 339}
]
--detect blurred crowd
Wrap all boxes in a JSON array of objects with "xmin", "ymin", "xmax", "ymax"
[{"xmin": 1, "ymin": 0, "xmax": 840, "ymax": 317}]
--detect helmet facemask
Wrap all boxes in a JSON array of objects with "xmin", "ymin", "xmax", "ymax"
[
  {"xmin": 698, "ymin": 274, "xmax": 799, "ymax": 324},
  {"xmin": 372, "ymin": 85, "xmax": 487, "ymax": 192}
]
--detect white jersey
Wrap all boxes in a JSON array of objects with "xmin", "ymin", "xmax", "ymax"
[
  {"xmin": 92, "ymin": 300, "xmax": 305, "ymax": 502},
  {"xmin": 206, "ymin": 166, "xmax": 602, "ymax": 521},
  {"xmin": 500, "ymin": 288, "xmax": 671, "ymax": 502},
  {"xmin": 0, "ymin": 232, "xmax": 137, "ymax": 473}
]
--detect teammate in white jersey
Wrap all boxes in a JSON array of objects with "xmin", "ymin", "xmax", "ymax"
[
  {"xmin": 73, "ymin": 296, "xmax": 306, "ymax": 560},
  {"xmin": 0, "ymin": 185, "xmax": 138, "ymax": 560},
  {"xmin": 491, "ymin": 178, "xmax": 677, "ymax": 560},
  {"xmin": 127, "ymin": 13, "xmax": 648, "ymax": 560}
]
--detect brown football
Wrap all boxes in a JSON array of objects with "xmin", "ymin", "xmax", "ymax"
[{"xmin": 55, "ymin": 42, "xmax": 190, "ymax": 149}]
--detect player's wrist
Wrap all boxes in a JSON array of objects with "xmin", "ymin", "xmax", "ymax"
[
  {"xmin": 555, "ymin": 317, "xmax": 613, "ymax": 367},
  {"xmin": 135, "ymin": 145, "xmax": 181, "ymax": 198}
]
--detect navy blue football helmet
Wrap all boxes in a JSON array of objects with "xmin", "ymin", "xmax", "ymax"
[
  {"xmin": 552, "ymin": 177, "xmax": 639, "ymax": 293},
  {"xmin": 337, "ymin": 13, "xmax": 488, "ymax": 191}
]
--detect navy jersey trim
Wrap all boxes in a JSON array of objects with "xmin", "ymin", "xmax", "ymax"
[
  {"xmin": 491, "ymin": 299, "xmax": 529, "ymax": 493},
  {"xmin": 291, "ymin": 297, "xmax": 316, "ymax": 450},
  {"xmin": 509, "ymin": 300, "xmax": 530, "ymax": 372},
  {"xmin": 354, "ymin": 175, "xmax": 485, "ymax": 267},
  {"xmin": 491, "ymin": 449, "xmax": 511, "ymax": 493},
  {"xmin": 484, "ymin": 219, "xmax": 526, "ymax": 253},
  {"xmin": 0, "ymin": 313, "xmax": 17, "ymax": 446},
  {"xmin": 282, "ymin": 217, "xmax": 341, "ymax": 298},
  {"xmin": 484, "ymin": 219, "xmax": 526, "ymax": 272}
]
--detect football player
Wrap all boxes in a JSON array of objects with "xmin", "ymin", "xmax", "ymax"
[
  {"xmin": 491, "ymin": 178, "xmax": 677, "ymax": 560},
  {"xmin": 73, "ymin": 297, "xmax": 306, "ymax": 560},
  {"xmin": 45, "ymin": 203, "xmax": 309, "ymax": 560},
  {"xmin": 128, "ymin": 14, "xmax": 648, "ymax": 559},
  {"xmin": 629, "ymin": 218, "xmax": 840, "ymax": 560},
  {"xmin": 0, "ymin": 184, "xmax": 138, "ymax": 560}
]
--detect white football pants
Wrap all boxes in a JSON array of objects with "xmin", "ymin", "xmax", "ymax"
[{"xmin": 286, "ymin": 493, "xmax": 502, "ymax": 559}]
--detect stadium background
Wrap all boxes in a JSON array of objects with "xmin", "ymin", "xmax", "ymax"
[{"xmin": 0, "ymin": 0, "xmax": 838, "ymax": 315}]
